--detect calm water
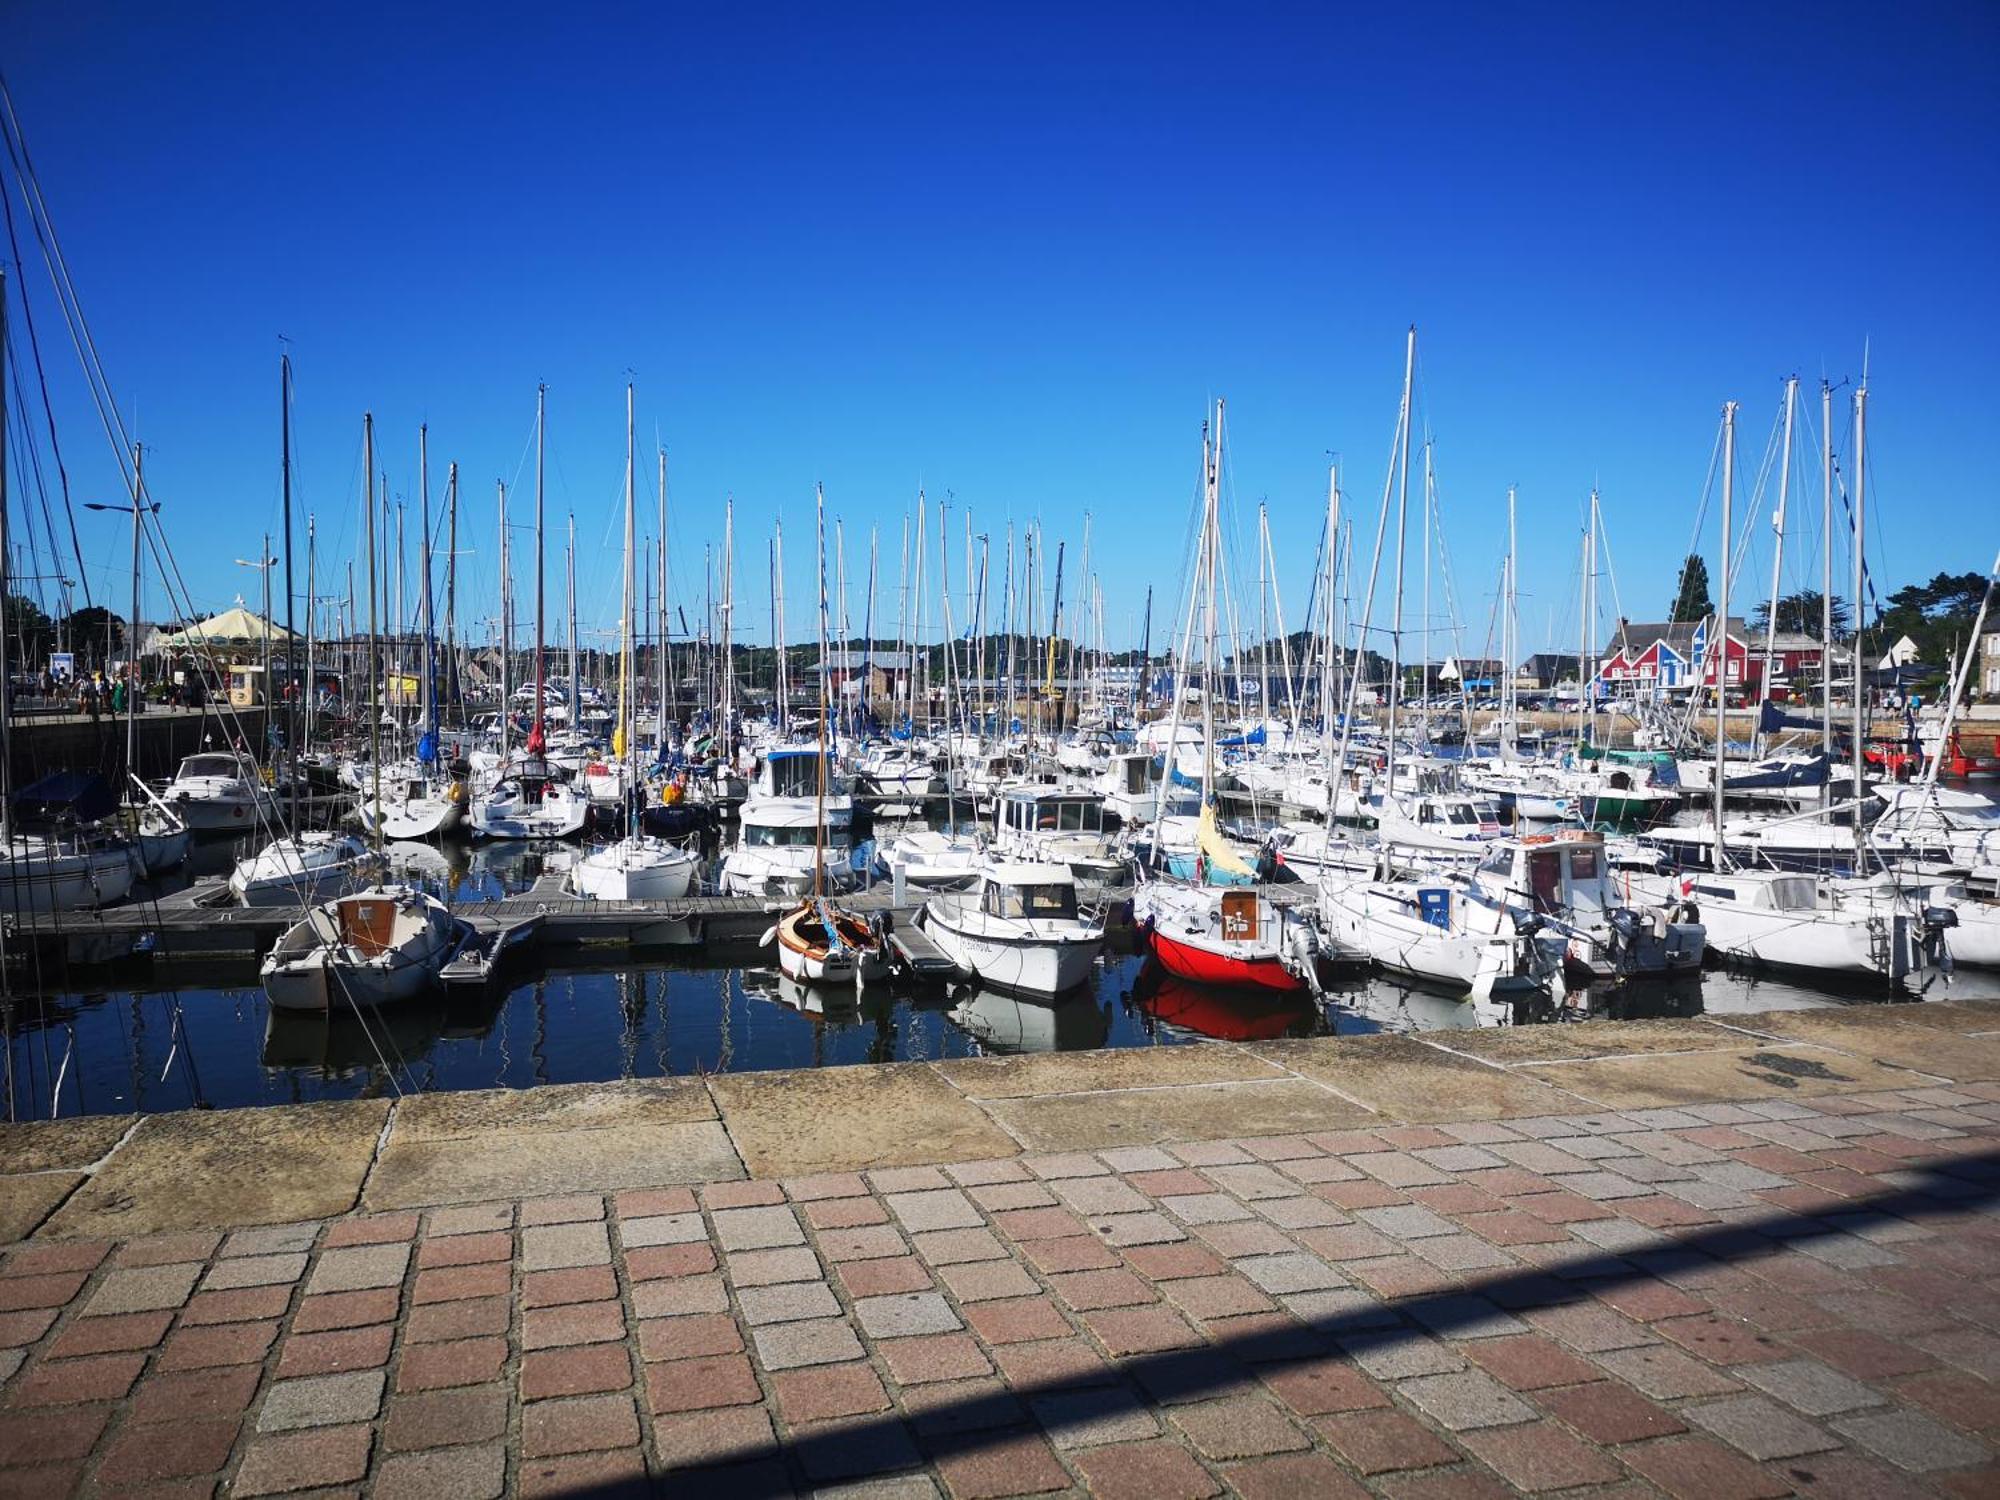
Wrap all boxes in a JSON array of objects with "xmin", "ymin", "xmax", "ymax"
[{"xmin": 6, "ymin": 826, "xmax": 1997, "ymax": 1122}]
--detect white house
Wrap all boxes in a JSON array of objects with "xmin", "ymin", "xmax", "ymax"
[{"xmin": 1877, "ymin": 634, "xmax": 1921, "ymax": 670}]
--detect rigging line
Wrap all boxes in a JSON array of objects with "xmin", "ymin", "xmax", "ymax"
[
  {"xmin": 1680, "ymin": 421, "xmax": 1726, "ymax": 602},
  {"xmin": 6, "ymin": 337, "xmax": 74, "ymax": 622},
  {"xmin": 0, "ymin": 171, "xmax": 89, "ymax": 607}
]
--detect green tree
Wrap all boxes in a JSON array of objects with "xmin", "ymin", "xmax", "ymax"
[
  {"xmin": 1669, "ymin": 554, "xmax": 1713, "ymax": 623},
  {"xmin": 1749, "ymin": 590, "xmax": 1850, "ymax": 637},
  {"xmin": 4, "ymin": 593, "xmax": 56, "ymax": 662}
]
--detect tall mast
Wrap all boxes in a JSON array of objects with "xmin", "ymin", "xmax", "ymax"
[
  {"xmin": 0, "ymin": 268, "xmax": 10, "ymax": 842},
  {"xmin": 1201, "ymin": 402, "xmax": 1223, "ymax": 799},
  {"xmin": 620, "ymin": 383, "xmax": 636, "ymax": 785},
  {"xmin": 565, "ymin": 511, "xmax": 579, "ymax": 727},
  {"xmin": 123, "ymin": 443, "xmax": 145, "ymax": 786},
  {"xmin": 419, "ymin": 424, "xmax": 433, "ymax": 750},
  {"xmin": 530, "ymin": 384, "xmax": 547, "ymax": 755},
  {"xmin": 497, "ymin": 480, "xmax": 511, "ymax": 757},
  {"xmin": 280, "ymin": 355, "xmax": 298, "ymax": 827},
  {"xmin": 304, "ymin": 516, "xmax": 316, "ymax": 745},
  {"xmin": 773, "ymin": 522, "xmax": 787, "ymax": 733},
  {"xmin": 1384, "ymin": 326, "xmax": 1416, "ymax": 796},
  {"xmin": 1505, "ymin": 485, "xmax": 1517, "ymax": 749},
  {"xmin": 1714, "ymin": 402, "xmax": 1736, "ymax": 870},
  {"xmin": 657, "ymin": 448, "xmax": 669, "ymax": 751},
  {"xmin": 1850, "ymin": 384, "xmax": 1868, "ymax": 850},
  {"xmin": 1421, "ymin": 439, "xmax": 1433, "ymax": 722},
  {"xmin": 812, "ymin": 483, "xmax": 830, "ymax": 900},
  {"xmin": 721, "ymin": 498, "xmax": 734, "ymax": 762},
  {"xmin": 364, "ymin": 413, "xmax": 382, "ymax": 846},
  {"xmin": 1757, "ymin": 376, "xmax": 1798, "ymax": 756},
  {"xmin": 445, "ymin": 461, "xmax": 458, "ymax": 725},
  {"xmin": 1821, "ymin": 380, "xmax": 1835, "ymax": 804}
]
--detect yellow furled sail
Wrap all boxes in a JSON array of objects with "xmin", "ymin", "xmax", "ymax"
[{"xmin": 1197, "ymin": 803, "xmax": 1255, "ymax": 880}]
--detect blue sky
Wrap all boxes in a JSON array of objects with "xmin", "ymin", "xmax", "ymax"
[{"xmin": 6, "ymin": 2, "xmax": 1996, "ymax": 660}]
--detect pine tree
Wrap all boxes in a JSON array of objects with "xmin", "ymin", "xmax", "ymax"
[{"xmin": 1669, "ymin": 554, "xmax": 1713, "ymax": 623}]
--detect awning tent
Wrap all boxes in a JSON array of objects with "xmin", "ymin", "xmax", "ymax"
[{"xmin": 157, "ymin": 606, "xmax": 296, "ymax": 650}]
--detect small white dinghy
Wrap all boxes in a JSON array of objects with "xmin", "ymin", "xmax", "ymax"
[
  {"xmin": 230, "ymin": 832, "xmax": 380, "ymax": 908},
  {"xmin": 261, "ymin": 885, "xmax": 468, "ymax": 1013}
]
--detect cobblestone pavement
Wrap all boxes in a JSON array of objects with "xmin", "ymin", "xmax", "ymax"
[{"xmin": 3, "ymin": 1083, "xmax": 1999, "ymax": 1498}]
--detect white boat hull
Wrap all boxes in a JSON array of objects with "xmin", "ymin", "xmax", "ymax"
[{"xmin": 919, "ymin": 910, "xmax": 1102, "ymax": 996}]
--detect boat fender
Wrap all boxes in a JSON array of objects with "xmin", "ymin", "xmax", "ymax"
[{"xmin": 759, "ymin": 925, "xmax": 777, "ymax": 948}]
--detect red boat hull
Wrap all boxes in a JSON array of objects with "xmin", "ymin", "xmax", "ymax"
[{"xmin": 1145, "ymin": 923, "xmax": 1306, "ymax": 993}]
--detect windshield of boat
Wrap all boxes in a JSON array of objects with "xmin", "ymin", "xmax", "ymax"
[
  {"xmin": 744, "ymin": 824, "xmax": 820, "ymax": 847},
  {"xmin": 1566, "ymin": 845, "xmax": 1603, "ymax": 913},
  {"xmin": 1445, "ymin": 802, "xmax": 1482, "ymax": 826},
  {"xmin": 179, "ymin": 755, "xmax": 244, "ymax": 780},
  {"xmin": 1767, "ymin": 875, "xmax": 1819, "ymax": 911},
  {"xmin": 983, "ymin": 883, "xmax": 1079, "ymax": 920}
]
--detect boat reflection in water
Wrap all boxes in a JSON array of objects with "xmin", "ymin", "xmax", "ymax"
[
  {"xmin": 947, "ymin": 983, "xmax": 1111, "ymax": 1054},
  {"xmin": 1128, "ymin": 960, "xmax": 1319, "ymax": 1042}
]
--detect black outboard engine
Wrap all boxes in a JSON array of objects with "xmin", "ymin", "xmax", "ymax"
[{"xmin": 1921, "ymin": 905, "xmax": 1958, "ymax": 979}]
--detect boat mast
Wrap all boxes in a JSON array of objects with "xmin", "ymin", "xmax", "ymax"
[
  {"xmin": 1756, "ymin": 376, "xmax": 1798, "ymax": 757},
  {"xmin": 419, "ymin": 423, "xmax": 433, "ymax": 760},
  {"xmin": 530, "ymin": 384, "xmax": 547, "ymax": 756},
  {"xmin": 445, "ymin": 462, "xmax": 458, "ymax": 727},
  {"xmin": 1201, "ymin": 402, "xmax": 1223, "ymax": 805},
  {"xmin": 304, "ymin": 516, "xmax": 316, "ymax": 746},
  {"xmin": 1505, "ymin": 484, "xmax": 1517, "ymax": 752},
  {"xmin": 123, "ymin": 443, "xmax": 145, "ymax": 789},
  {"xmin": 1850, "ymin": 384, "xmax": 1867, "ymax": 853},
  {"xmin": 280, "ymin": 355, "xmax": 298, "ymax": 827},
  {"xmin": 721, "ymin": 497, "xmax": 734, "ymax": 765},
  {"xmin": 497, "ymin": 480, "xmax": 511, "ymax": 758},
  {"xmin": 812, "ymin": 483, "xmax": 830, "ymax": 901},
  {"xmin": 364, "ymin": 413, "xmax": 382, "ymax": 846},
  {"xmin": 565, "ymin": 511, "xmax": 578, "ymax": 730},
  {"xmin": 622, "ymin": 384, "xmax": 637, "ymax": 799},
  {"xmin": 1714, "ymin": 401, "xmax": 1735, "ymax": 871},
  {"xmin": 0, "ymin": 268, "xmax": 10, "ymax": 847},
  {"xmin": 1384, "ymin": 326, "xmax": 1415, "ymax": 798},
  {"xmin": 657, "ymin": 448, "xmax": 669, "ymax": 754},
  {"xmin": 1820, "ymin": 380, "xmax": 1834, "ymax": 804}
]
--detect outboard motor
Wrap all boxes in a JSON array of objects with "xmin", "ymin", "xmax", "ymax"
[{"xmin": 1921, "ymin": 905, "xmax": 1958, "ymax": 980}]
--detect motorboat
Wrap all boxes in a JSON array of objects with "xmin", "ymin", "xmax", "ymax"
[
  {"xmin": 1466, "ymin": 831, "xmax": 1705, "ymax": 984},
  {"xmin": 1667, "ymin": 867, "xmax": 1953, "ymax": 989},
  {"xmin": 918, "ymin": 861, "xmax": 1106, "ymax": 995},
  {"xmin": 1319, "ymin": 870, "xmax": 1554, "ymax": 1002},
  {"xmin": 163, "ymin": 751, "xmax": 279, "ymax": 833},
  {"xmin": 720, "ymin": 798, "xmax": 855, "ymax": 897},
  {"xmin": 1135, "ymin": 881, "xmax": 1323, "ymax": 992},
  {"xmin": 990, "ymin": 787, "xmax": 1125, "ymax": 881},
  {"xmin": 260, "ymin": 885, "xmax": 468, "ymax": 1012},
  {"xmin": 878, "ymin": 828, "xmax": 985, "ymax": 889},
  {"xmin": 565, "ymin": 834, "xmax": 700, "ymax": 901},
  {"xmin": 229, "ymin": 832, "xmax": 380, "ymax": 908}
]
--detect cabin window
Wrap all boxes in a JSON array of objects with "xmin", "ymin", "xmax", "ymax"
[
  {"xmin": 1059, "ymin": 802, "xmax": 1083, "ymax": 831},
  {"xmin": 1569, "ymin": 847, "xmax": 1598, "ymax": 881},
  {"xmin": 181, "ymin": 755, "xmax": 241, "ymax": 779},
  {"xmin": 1477, "ymin": 847, "xmax": 1511, "ymax": 877},
  {"xmin": 1769, "ymin": 876, "xmax": 1817, "ymax": 911},
  {"xmin": 1447, "ymin": 804, "xmax": 1479, "ymax": 825},
  {"xmin": 1527, "ymin": 850, "xmax": 1562, "ymax": 913},
  {"xmin": 1692, "ymin": 883, "xmax": 1736, "ymax": 901},
  {"xmin": 745, "ymin": 823, "xmax": 817, "ymax": 847},
  {"xmin": 984, "ymin": 884, "xmax": 1077, "ymax": 919}
]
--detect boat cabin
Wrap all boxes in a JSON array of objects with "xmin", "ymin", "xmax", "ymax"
[
  {"xmin": 174, "ymin": 752, "xmax": 262, "ymax": 785},
  {"xmin": 1105, "ymin": 752, "xmax": 1160, "ymax": 795},
  {"xmin": 1476, "ymin": 833, "xmax": 1609, "ymax": 916},
  {"xmin": 997, "ymin": 790, "xmax": 1106, "ymax": 838},
  {"xmin": 978, "ymin": 864, "xmax": 1081, "ymax": 921},
  {"xmin": 757, "ymin": 748, "xmax": 839, "ymax": 799}
]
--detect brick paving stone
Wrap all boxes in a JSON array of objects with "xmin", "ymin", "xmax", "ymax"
[
  {"xmin": 651, "ymin": 1404, "xmax": 774, "ymax": 1469},
  {"xmin": 752, "ymin": 1316, "xmax": 865, "ymax": 1369},
  {"xmin": 966, "ymin": 1297, "xmax": 1071, "ymax": 1345},
  {"xmin": 1235, "ymin": 1251, "xmax": 1344, "ymax": 1294},
  {"xmin": 938, "ymin": 1259, "xmax": 1038, "ymax": 1303},
  {"xmin": 382, "ymin": 1384, "xmax": 510, "ymax": 1451},
  {"xmin": 1160, "ymin": 1273, "xmax": 1274, "ymax": 1322},
  {"xmin": 712, "ymin": 1205, "xmax": 806, "ymax": 1251},
  {"xmin": 201, "ymin": 1251, "xmax": 308, "ymax": 1290},
  {"xmin": 231, "ymin": 1423, "xmax": 373, "ymax": 1495},
  {"xmin": 1124, "ymin": 1243, "xmax": 1227, "ymax": 1280},
  {"xmin": 728, "ymin": 1246, "xmax": 823, "ymax": 1287},
  {"xmin": 950, "ymin": 1157, "xmax": 1036, "ymax": 1185},
  {"xmin": 619, "ymin": 1211, "xmax": 706, "ymax": 1247},
  {"xmin": 1161, "ymin": 1193, "xmax": 1256, "ymax": 1225},
  {"xmin": 994, "ymin": 1207, "xmax": 1088, "ymax": 1241},
  {"xmin": 128, "ymin": 1363, "xmax": 263, "ymax": 1425},
  {"xmin": 1410, "ymin": 1233, "xmax": 1516, "ymax": 1272},
  {"xmin": 632, "ymin": 1274, "xmax": 729, "ymax": 1317},
  {"xmin": 0, "ymin": 1406, "xmax": 109, "ymax": 1466},
  {"xmin": 1896, "ymin": 1366, "xmax": 2000, "ymax": 1433},
  {"xmin": 900, "ymin": 1374, "xmax": 1031, "ymax": 1437},
  {"xmin": 1404, "ymin": 1292, "xmax": 1527, "ymax": 1342},
  {"xmin": 1334, "ymin": 1328, "xmax": 1465, "ymax": 1380},
  {"xmin": 522, "ymin": 1264, "xmax": 618, "ymax": 1307},
  {"xmin": 416, "ymin": 1229, "xmax": 512, "ymax": 1269},
  {"xmin": 740, "ymin": 1281, "xmax": 842, "ymax": 1325},
  {"xmin": 644, "ymin": 1352, "xmax": 762, "ymax": 1412},
  {"xmin": 1028, "ymin": 1383, "xmax": 1157, "ymax": 1447},
  {"xmin": 1169, "ymin": 1394, "xmax": 1310, "ymax": 1458},
  {"xmin": 871, "ymin": 1166, "xmax": 952, "ymax": 1192},
  {"xmin": 1463, "ymin": 1333, "xmax": 1603, "ymax": 1391},
  {"xmin": 1278, "ymin": 1156, "xmax": 1366, "ymax": 1185},
  {"xmin": 518, "ymin": 1447, "xmax": 651, "ymax": 1498},
  {"xmin": 809, "ymin": 1197, "xmax": 893, "ymax": 1229},
  {"xmin": 611, "ymin": 1186, "xmax": 698, "ymax": 1218},
  {"xmin": 522, "ymin": 1298, "xmax": 626, "ymax": 1349},
  {"xmin": 1020, "ymin": 1233, "xmax": 1120, "ymax": 1273},
  {"xmin": 1537, "ymin": 1381, "xmax": 1687, "ymax": 1443},
  {"xmin": 1098, "ymin": 1146, "xmax": 1181, "ymax": 1173},
  {"xmin": 294, "ymin": 1286, "xmax": 401, "ymax": 1331},
  {"xmin": 425, "ymin": 1203, "xmax": 514, "ymax": 1236},
  {"xmin": 158, "ymin": 1318, "xmax": 281, "ymax": 1370},
  {"xmin": 521, "ymin": 1221, "xmax": 612, "ymax": 1270},
  {"xmin": 1221, "ymin": 1450, "xmax": 1369, "ymax": 1500},
  {"xmin": 913, "ymin": 1227, "xmax": 1010, "ymax": 1263},
  {"xmin": 521, "ymin": 1192, "xmax": 605, "ymax": 1225},
  {"xmin": 1397, "ymin": 1369, "xmax": 1535, "ymax": 1431},
  {"xmin": 773, "ymin": 1360, "xmax": 891, "ymax": 1424},
  {"xmin": 0, "ymin": 1242, "xmax": 108, "ymax": 1278},
  {"xmin": 791, "ymin": 1409, "xmax": 924, "ymax": 1482},
  {"xmin": 880, "ymin": 1332, "xmax": 993, "ymax": 1384},
  {"xmin": 306, "ymin": 1242, "xmax": 410, "ymax": 1294},
  {"xmin": 1653, "ymin": 1311, "xmax": 1791, "ymax": 1366},
  {"xmin": 856, "ymin": 1291, "xmax": 961, "ymax": 1337},
  {"xmin": 1047, "ymin": 1268, "xmax": 1154, "ymax": 1311},
  {"xmin": 1460, "ymin": 1419, "xmax": 1626, "ymax": 1492},
  {"xmin": 1256, "ymin": 1195, "xmax": 1348, "ymax": 1230},
  {"xmin": 1176, "ymin": 1140, "xmax": 1256, "ymax": 1166},
  {"xmin": 1735, "ymin": 1357, "xmax": 1885, "ymax": 1417},
  {"xmin": 84, "ymin": 1262, "xmax": 200, "ymax": 1315},
  {"xmin": 1260, "ymin": 1356, "xmax": 1393, "ymax": 1416},
  {"xmin": 44, "ymin": 1307, "xmax": 170, "ymax": 1357},
  {"xmin": 1524, "ymin": 1301, "xmax": 1660, "ymax": 1353},
  {"xmin": 406, "ymin": 1294, "xmax": 511, "ymax": 1343},
  {"xmin": 1792, "ymin": 1327, "xmax": 1940, "ymax": 1380},
  {"xmin": 1594, "ymin": 1344, "xmax": 1745, "ymax": 1400},
  {"xmin": 1338, "ymin": 1254, "xmax": 1458, "ymax": 1301},
  {"xmin": 276, "ymin": 1323, "xmax": 396, "ymax": 1377},
  {"xmin": 1206, "ymin": 1163, "xmax": 1304, "ymax": 1200},
  {"xmin": 839, "ymin": 1257, "xmax": 933, "ymax": 1297},
  {"xmin": 374, "ymin": 1443, "xmax": 508, "ymax": 1500},
  {"xmin": 1054, "ymin": 1177, "xmax": 1150, "ymax": 1216},
  {"xmin": 399, "ymin": 1334, "xmax": 510, "ymax": 1392},
  {"xmin": 520, "ymin": 1342, "xmax": 632, "ymax": 1399},
  {"xmin": 1298, "ymin": 1223, "xmax": 1404, "ymax": 1260},
  {"xmin": 1831, "ymin": 1407, "xmax": 1991, "ymax": 1472},
  {"xmin": 114, "ymin": 1230, "xmax": 221, "ymax": 1267},
  {"xmin": 324, "ymin": 1212, "xmax": 420, "ymax": 1247},
  {"xmin": 1281, "ymin": 1287, "xmax": 1407, "ymax": 1336},
  {"xmin": 931, "ymin": 1427, "xmax": 1072, "ymax": 1497},
  {"xmin": 965, "ymin": 1182, "xmax": 1056, "ymax": 1212},
  {"xmin": 625, "ymin": 1242, "xmax": 718, "ymax": 1280},
  {"xmin": 521, "ymin": 1391, "xmax": 641, "ymax": 1456},
  {"xmin": 1025, "ymin": 1151, "xmax": 1110, "ymax": 1179},
  {"xmin": 887, "ymin": 1189, "xmax": 983, "ymax": 1230},
  {"xmin": 257, "ymin": 1368, "xmax": 386, "ymax": 1431},
  {"xmin": 5, "ymin": 1349, "xmax": 145, "ymax": 1405},
  {"xmin": 1315, "ymin": 1409, "xmax": 1462, "ymax": 1474},
  {"xmin": 821, "ymin": 1225, "xmax": 909, "ymax": 1261},
  {"xmin": 1080, "ymin": 1304, "xmax": 1203, "ymax": 1355},
  {"xmin": 1683, "ymin": 1393, "xmax": 1839, "ymax": 1460},
  {"xmin": 1068, "ymin": 1438, "xmax": 1220, "ymax": 1499},
  {"xmin": 0, "ymin": 1309, "xmax": 56, "ymax": 1349},
  {"xmin": 702, "ymin": 1180, "xmax": 785, "ymax": 1209},
  {"xmin": 1619, "ymin": 1434, "xmax": 1793, "ymax": 1499},
  {"xmin": 637, "ymin": 1311, "xmax": 743, "ymax": 1361}
]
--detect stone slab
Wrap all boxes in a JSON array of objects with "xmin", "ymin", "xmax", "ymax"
[
  {"xmin": 38, "ymin": 1099, "xmax": 388, "ymax": 1239},
  {"xmin": 979, "ymin": 1079, "xmax": 1373, "ymax": 1152},
  {"xmin": 388, "ymin": 1079, "xmax": 716, "ymax": 1141},
  {"xmin": 0, "ymin": 1115, "xmax": 132, "ymax": 1173},
  {"xmin": 364, "ymin": 1120, "xmax": 742, "ymax": 1208},
  {"xmin": 710, "ymin": 1063, "xmax": 1019, "ymax": 1177},
  {"xmin": 1523, "ymin": 1044, "xmax": 1930, "ymax": 1111},
  {"xmin": 0, "ymin": 1173, "xmax": 83, "ymax": 1244},
  {"xmin": 1248, "ymin": 1035, "xmax": 1583, "ymax": 1120},
  {"xmin": 937, "ymin": 1044, "xmax": 1286, "ymax": 1100},
  {"xmin": 1716, "ymin": 1008, "xmax": 2000, "ymax": 1083},
  {"xmin": 1439, "ymin": 1018, "xmax": 1746, "ymax": 1063},
  {"xmin": 1790, "ymin": 999, "xmax": 1998, "ymax": 1034}
]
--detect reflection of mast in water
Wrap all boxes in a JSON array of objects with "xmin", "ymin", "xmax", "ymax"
[
  {"xmin": 652, "ymin": 968, "xmax": 671, "ymax": 1077},
  {"xmin": 128, "ymin": 992, "xmax": 146, "ymax": 1113},
  {"xmin": 716, "ymin": 970, "xmax": 735, "ymax": 1073},
  {"xmin": 618, "ymin": 969, "xmax": 642, "ymax": 1082},
  {"xmin": 531, "ymin": 977, "xmax": 552, "ymax": 1087}
]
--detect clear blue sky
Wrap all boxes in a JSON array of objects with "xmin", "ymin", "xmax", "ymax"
[{"xmin": 7, "ymin": 2, "xmax": 1996, "ymax": 661}]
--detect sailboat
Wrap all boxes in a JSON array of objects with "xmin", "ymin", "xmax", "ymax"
[
  {"xmin": 567, "ymin": 384, "xmax": 700, "ymax": 902},
  {"xmin": 766, "ymin": 484, "xmax": 888, "ymax": 985},
  {"xmin": 262, "ymin": 413, "xmax": 467, "ymax": 1011}
]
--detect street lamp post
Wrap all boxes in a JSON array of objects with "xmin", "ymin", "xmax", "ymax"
[
  {"xmin": 83, "ymin": 441, "xmax": 158, "ymax": 783},
  {"xmin": 236, "ymin": 538, "xmax": 278, "ymax": 767}
]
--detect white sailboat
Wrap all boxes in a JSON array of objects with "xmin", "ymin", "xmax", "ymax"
[{"xmin": 920, "ymin": 862, "xmax": 1106, "ymax": 996}]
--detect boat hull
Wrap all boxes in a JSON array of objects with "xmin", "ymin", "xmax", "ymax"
[{"xmin": 1145, "ymin": 923, "xmax": 1306, "ymax": 992}]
